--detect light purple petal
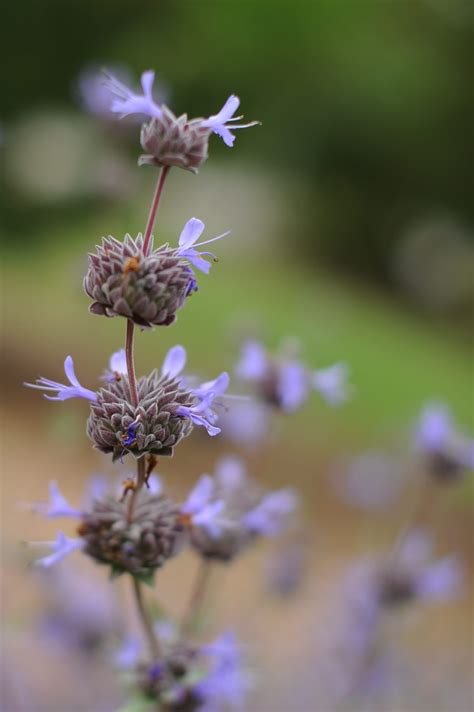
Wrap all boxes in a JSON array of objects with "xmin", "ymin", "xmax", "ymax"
[
  {"xmin": 34, "ymin": 532, "xmax": 84, "ymax": 568},
  {"xmin": 162, "ymin": 345, "xmax": 187, "ymax": 379},
  {"xmin": 205, "ymin": 96, "xmax": 241, "ymax": 126},
  {"xmin": 179, "ymin": 249, "xmax": 213, "ymax": 274},
  {"xmin": 147, "ymin": 474, "xmax": 162, "ymax": 495},
  {"xmin": 194, "ymin": 372, "xmax": 230, "ymax": 400},
  {"xmin": 179, "ymin": 218, "xmax": 205, "ymax": 249},
  {"xmin": 141, "ymin": 70, "xmax": 155, "ymax": 100},
  {"xmin": 243, "ymin": 489, "xmax": 298, "ymax": 536},
  {"xmin": 64, "ymin": 356, "xmax": 81, "ymax": 387},
  {"xmin": 235, "ymin": 341, "xmax": 268, "ymax": 381},
  {"xmin": 312, "ymin": 362, "xmax": 349, "ymax": 406},
  {"xmin": 415, "ymin": 403, "xmax": 453, "ymax": 452},
  {"xmin": 188, "ymin": 412, "xmax": 221, "ymax": 436},
  {"xmin": 109, "ymin": 348, "xmax": 127, "ymax": 376},
  {"xmin": 183, "ymin": 475, "xmax": 214, "ymax": 514},
  {"xmin": 34, "ymin": 481, "xmax": 82, "ymax": 519},
  {"xmin": 104, "ymin": 69, "xmax": 163, "ymax": 120},
  {"xmin": 397, "ymin": 529, "xmax": 432, "ymax": 570},
  {"xmin": 192, "ymin": 500, "xmax": 226, "ymax": 538},
  {"xmin": 278, "ymin": 361, "xmax": 309, "ymax": 412},
  {"xmin": 114, "ymin": 636, "xmax": 142, "ymax": 669},
  {"xmin": 214, "ymin": 456, "xmax": 247, "ymax": 491},
  {"xmin": 416, "ymin": 556, "xmax": 463, "ymax": 602},
  {"xmin": 24, "ymin": 356, "xmax": 97, "ymax": 402}
]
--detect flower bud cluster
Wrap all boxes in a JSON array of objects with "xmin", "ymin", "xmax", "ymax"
[
  {"xmin": 139, "ymin": 107, "xmax": 212, "ymax": 174},
  {"xmin": 84, "ymin": 233, "xmax": 195, "ymax": 329},
  {"xmin": 87, "ymin": 369, "xmax": 194, "ymax": 460},
  {"xmin": 78, "ymin": 489, "xmax": 186, "ymax": 580}
]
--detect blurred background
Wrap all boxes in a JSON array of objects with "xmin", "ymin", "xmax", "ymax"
[{"xmin": 1, "ymin": 1, "xmax": 473, "ymax": 710}]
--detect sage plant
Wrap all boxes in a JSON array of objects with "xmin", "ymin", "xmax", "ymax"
[{"xmin": 24, "ymin": 68, "xmax": 280, "ymax": 711}]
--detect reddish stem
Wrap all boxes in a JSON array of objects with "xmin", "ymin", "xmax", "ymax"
[
  {"xmin": 143, "ymin": 166, "xmax": 170, "ymax": 255},
  {"xmin": 125, "ymin": 319, "xmax": 139, "ymax": 407}
]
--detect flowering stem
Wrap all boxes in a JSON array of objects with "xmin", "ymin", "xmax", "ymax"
[
  {"xmin": 389, "ymin": 474, "xmax": 435, "ymax": 563},
  {"xmin": 132, "ymin": 576, "xmax": 161, "ymax": 660},
  {"xmin": 143, "ymin": 166, "xmax": 170, "ymax": 256},
  {"xmin": 125, "ymin": 319, "xmax": 139, "ymax": 407},
  {"xmin": 181, "ymin": 560, "xmax": 212, "ymax": 634}
]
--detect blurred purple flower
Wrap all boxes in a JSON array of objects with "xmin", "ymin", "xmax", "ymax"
[
  {"xmin": 196, "ymin": 632, "xmax": 251, "ymax": 711},
  {"xmin": 36, "ymin": 562, "xmax": 122, "ymax": 655},
  {"xmin": 24, "ymin": 355, "xmax": 97, "ymax": 402},
  {"xmin": 161, "ymin": 344, "xmax": 187, "ymax": 379},
  {"xmin": 264, "ymin": 536, "xmax": 308, "ymax": 596},
  {"xmin": 219, "ymin": 399, "xmax": 270, "ymax": 447},
  {"xmin": 312, "ymin": 363, "xmax": 350, "ymax": 406},
  {"xmin": 182, "ymin": 475, "xmax": 225, "ymax": 538},
  {"xmin": 33, "ymin": 532, "xmax": 84, "ymax": 568},
  {"xmin": 235, "ymin": 340, "xmax": 350, "ymax": 412},
  {"xmin": 378, "ymin": 529, "xmax": 463, "ymax": 607},
  {"xmin": 104, "ymin": 69, "xmax": 163, "ymax": 120},
  {"xmin": 243, "ymin": 489, "xmax": 299, "ymax": 536},
  {"xmin": 103, "ymin": 70, "xmax": 258, "ymax": 148},
  {"xmin": 414, "ymin": 403, "xmax": 474, "ymax": 479},
  {"xmin": 102, "ymin": 348, "xmax": 127, "ymax": 383},
  {"xmin": 189, "ymin": 456, "xmax": 298, "ymax": 560},
  {"xmin": 32, "ymin": 481, "xmax": 82, "ymax": 519}
]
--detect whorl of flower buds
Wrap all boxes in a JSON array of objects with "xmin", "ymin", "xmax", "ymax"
[
  {"xmin": 78, "ymin": 490, "xmax": 186, "ymax": 580},
  {"xmin": 137, "ymin": 642, "xmax": 201, "ymax": 710},
  {"xmin": 186, "ymin": 458, "xmax": 298, "ymax": 562},
  {"xmin": 87, "ymin": 370, "xmax": 194, "ymax": 460},
  {"xmin": 84, "ymin": 233, "xmax": 196, "ymax": 329},
  {"xmin": 139, "ymin": 107, "xmax": 212, "ymax": 174}
]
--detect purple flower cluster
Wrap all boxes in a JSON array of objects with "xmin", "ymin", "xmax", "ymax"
[
  {"xmin": 30, "ymin": 456, "xmax": 297, "ymax": 577},
  {"xmin": 235, "ymin": 340, "xmax": 350, "ymax": 413},
  {"xmin": 25, "ymin": 345, "xmax": 229, "ymax": 447},
  {"xmin": 105, "ymin": 69, "xmax": 259, "ymax": 148},
  {"xmin": 414, "ymin": 402, "xmax": 474, "ymax": 481}
]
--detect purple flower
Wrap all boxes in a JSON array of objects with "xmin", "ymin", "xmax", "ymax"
[
  {"xmin": 214, "ymin": 456, "xmax": 247, "ymax": 491},
  {"xmin": 25, "ymin": 356, "xmax": 97, "ymax": 402},
  {"xmin": 176, "ymin": 393, "xmax": 222, "ymax": 437},
  {"xmin": 189, "ymin": 457, "xmax": 298, "ymax": 561},
  {"xmin": 201, "ymin": 95, "xmax": 260, "ymax": 148},
  {"xmin": 414, "ymin": 403, "xmax": 474, "ymax": 471},
  {"xmin": 219, "ymin": 399, "xmax": 270, "ymax": 447},
  {"xmin": 235, "ymin": 341, "xmax": 268, "ymax": 381},
  {"xmin": 103, "ymin": 69, "xmax": 163, "ymax": 120},
  {"xmin": 102, "ymin": 348, "xmax": 128, "ymax": 382},
  {"xmin": 176, "ymin": 218, "xmax": 230, "ymax": 274},
  {"xmin": 32, "ymin": 481, "xmax": 82, "ymax": 519},
  {"xmin": 36, "ymin": 561, "xmax": 121, "ymax": 655},
  {"xmin": 176, "ymin": 368, "xmax": 230, "ymax": 436},
  {"xmin": 312, "ymin": 363, "xmax": 349, "ymax": 406},
  {"xmin": 243, "ymin": 489, "xmax": 298, "ymax": 536},
  {"xmin": 114, "ymin": 636, "xmax": 142, "ymax": 669},
  {"xmin": 379, "ymin": 529, "xmax": 463, "ymax": 606},
  {"xmin": 415, "ymin": 403, "xmax": 453, "ymax": 453},
  {"xmin": 32, "ymin": 532, "xmax": 84, "ymax": 568},
  {"xmin": 161, "ymin": 344, "xmax": 187, "ymax": 379},
  {"xmin": 196, "ymin": 632, "xmax": 250, "ymax": 711},
  {"xmin": 277, "ymin": 360, "xmax": 308, "ymax": 412},
  {"xmin": 182, "ymin": 475, "xmax": 225, "ymax": 538},
  {"xmin": 236, "ymin": 340, "xmax": 350, "ymax": 412}
]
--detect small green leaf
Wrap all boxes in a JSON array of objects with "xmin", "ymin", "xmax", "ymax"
[
  {"xmin": 133, "ymin": 569, "xmax": 156, "ymax": 587},
  {"xmin": 114, "ymin": 693, "xmax": 156, "ymax": 712},
  {"xmin": 109, "ymin": 565, "xmax": 125, "ymax": 581}
]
